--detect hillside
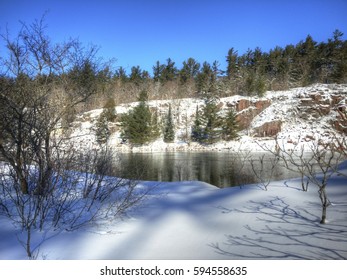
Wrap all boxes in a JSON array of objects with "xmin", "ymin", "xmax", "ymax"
[{"xmin": 70, "ymin": 84, "xmax": 347, "ymax": 152}]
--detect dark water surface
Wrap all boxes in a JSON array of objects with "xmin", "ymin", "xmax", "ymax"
[{"xmin": 114, "ymin": 151, "xmax": 298, "ymax": 188}]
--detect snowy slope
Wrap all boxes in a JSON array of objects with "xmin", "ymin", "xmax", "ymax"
[
  {"xmin": 1, "ymin": 162, "xmax": 346, "ymax": 260},
  {"xmin": 69, "ymin": 84, "xmax": 347, "ymax": 152}
]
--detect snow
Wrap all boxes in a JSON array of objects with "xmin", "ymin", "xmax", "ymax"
[
  {"xmin": 1, "ymin": 162, "xmax": 346, "ymax": 260},
  {"xmin": 67, "ymin": 83, "xmax": 347, "ymax": 153}
]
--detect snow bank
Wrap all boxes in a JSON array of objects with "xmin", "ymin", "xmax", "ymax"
[{"xmin": 1, "ymin": 162, "xmax": 346, "ymax": 260}]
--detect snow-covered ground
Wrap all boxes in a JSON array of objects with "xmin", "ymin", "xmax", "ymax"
[{"xmin": 1, "ymin": 161, "xmax": 346, "ymax": 260}]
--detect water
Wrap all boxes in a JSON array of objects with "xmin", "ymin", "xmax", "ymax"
[{"xmin": 113, "ymin": 151, "xmax": 298, "ymax": 188}]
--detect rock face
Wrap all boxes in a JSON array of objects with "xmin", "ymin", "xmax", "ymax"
[
  {"xmin": 334, "ymin": 107, "xmax": 347, "ymax": 134},
  {"xmin": 71, "ymin": 84, "xmax": 347, "ymax": 151},
  {"xmin": 233, "ymin": 99, "xmax": 272, "ymax": 130},
  {"xmin": 296, "ymin": 88, "xmax": 347, "ymax": 135},
  {"xmin": 254, "ymin": 120, "xmax": 282, "ymax": 137}
]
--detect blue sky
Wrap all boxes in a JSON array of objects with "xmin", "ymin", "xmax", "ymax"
[{"xmin": 1, "ymin": 0, "xmax": 346, "ymax": 74}]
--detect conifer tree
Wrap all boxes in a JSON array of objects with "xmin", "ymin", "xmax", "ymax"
[
  {"xmin": 120, "ymin": 90, "xmax": 156, "ymax": 145},
  {"xmin": 103, "ymin": 98, "xmax": 116, "ymax": 122},
  {"xmin": 95, "ymin": 112, "xmax": 110, "ymax": 145},
  {"xmin": 179, "ymin": 58, "xmax": 200, "ymax": 84},
  {"xmin": 163, "ymin": 104, "xmax": 175, "ymax": 142},
  {"xmin": 196, "ymin": 62, "xmax": 213, "ymax": 95},
  {"xmin": 153, "ymin": 61, "xmax": 165, "ymax": 82},
  {"xmin": 222, "ymin": 108, "xmax": 239, "ymax": 141},
  {"xmin": 161, "ymin": 58, "xmax": 178, "ymax": 82},
  {"xmin": 191, "ymin": 105, "xmax": 204, "ymax": 142},
  {"xmin": 151, "ymin": 108, "xmax": 161, "ymax": 140},
  {"xmin": 191, "ymin": 99, "xmax": 223, "ymax": 144},
  {"xmin": 94, "ymin": 99, "xmax": 116, "ymax": 145},
  {"xmin": 202, "ymin": 99, "xmax": 222, "ymax": 144},
  {"xmin": 226, "ymin": 47, "xmax": 238, "ymax": 79}
]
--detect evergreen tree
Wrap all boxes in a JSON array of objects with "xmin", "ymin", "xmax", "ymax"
[
  {"xmin": 292, "ymin": 35, "xmax": 317, "ymax": 86},
  {"xmin": 114, "ymin": 66, "xmax": 128, "ymax": 83},
  {"xmin": 196, "ymin": 62, "xmax": 214, "ymax": 96},
  {"xmin": 179, "ymin": 57, "xmax": 200, "ymax": 84},
  {"xmin": 153, "ymin": 61, "xmax": 165, "ymax": 82},
  {"xmin": 129, "ymin": 66, "xmax": 148, "ymax": 85},
  {"xmin": 222, "ymin": 108, "xmax": 239, "ymax": 141},
  {"xmin": 120, "ymin": 90, "xmax": 156, "ymax": 145},
  {"xmin": 95, "ymin": 112, "xmax": 110, "ymax": 145},
  {"xmin": 94, "ymin": 99, "xmax": 116, "ymax": 145},
  {"xmin": 254, "ymin": 74, "xmax": 267, "ymax": 97},
  {"xmin": 202, "ymin": 99, "xmax": 222, "ymax": 144},
  {"xmin": 330, "ymin": 30, "xmax": 347, "ymax": 82},
  {"xmin": 191, "ymin": 99, "xmax": 223, "ymax": 144},
  {"xmin": 102, "ymin": 98, "xmax": 116, "ymax": 122},
  {"xmin": 226, "ymin": 47, "xmax": 238, "ymax": 79},
  {"xmin": 191, "ymin": 105, "xmax": 204, "ymax": 142},
  {"xmin": 161, "ymin": 58, "xmax": 178, "ymax": 82},
  {"xmin": 163, "ymin": 104, "xmax": 175, "ymax": 142},
  {"xmin": 151, "ymin": 108, "xmax": 161, "ymax": 140}
]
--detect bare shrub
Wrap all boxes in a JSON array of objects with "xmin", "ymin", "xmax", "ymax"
[{"xmin": 258, "ymin": 136, "xmax": 347, "ymax": 224}]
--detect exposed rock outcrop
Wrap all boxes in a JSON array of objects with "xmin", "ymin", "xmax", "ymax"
[
  {"xmin": 70, "ymin": 84, "xmax": 347, "ymax": 151},
  {"xmin": 254, "ymin": 120, "xmax": 282, "ymax": 137}
]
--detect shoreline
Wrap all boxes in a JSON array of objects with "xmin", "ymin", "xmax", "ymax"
[{"xmin": 109, "ymin": 136, "xmax": 278, "ymax": 153}]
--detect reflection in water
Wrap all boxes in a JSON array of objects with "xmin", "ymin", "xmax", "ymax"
[{"xmin": 112, "ymin": 152, "xmax": 298, "ymax": 188}]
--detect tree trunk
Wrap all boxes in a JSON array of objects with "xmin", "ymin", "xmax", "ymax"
[
  {"xmin": 20, "ymin": 176, "xmax": 29, "ymax": 195},
  {"xmin": 320, "ymin": 204, "xmax": 327, "ymax": 224},
  {"xmin": 26, "ymin": 227, "xmax": 32, "ymax": 258},
  {"xmin": 319, "ymin": 185, "xmax": 329, "ymax": 224}
]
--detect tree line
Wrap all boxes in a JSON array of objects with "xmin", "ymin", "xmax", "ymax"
[
  {"xmin": 103, "ymin": 90, "xmax": 239, "ymax": 146},
  {"xmin": 108, "ymin": 29, "xmax": 347, "ymax": 101},
  {"xmin": 89, "ymin": 29, "xmax": 347, "ymax": 146},
  {"xmin": 33, "ymin": 29, "xmax": 344, "ymax": 114}
]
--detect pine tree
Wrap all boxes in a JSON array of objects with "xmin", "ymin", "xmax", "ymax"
[
  {"xmin": 151, "ymin": 108, "xmax": 161, "ymax": 140},
  {"xmin": 103, "ymin": 98, "xmax": 116, "ymax": 122},
  {"xmin": 191, "ymin": 105, "xmax": 204, "ymax": 142},
  {"xmin": 153, "ymin": 60, "xmax": 165, "ymax": 82},
  {"xmin": 191, "ymin": 99, "xmax": 223, "ymax": 144},
  {"xmin": 254, "ymin": 74, "xmax": 267, "ymax": 97},
  {"xmin": 179, "ymin": 57, "xmax": 200, "ymax": 84},
  {"xmin": 160, "ymin": 58, "xmax": 178, "ymax": 82},
  {"xmin": 196, "ymin": 62, "xmax": 213, "ymax": 95},
  {"xmin": 94, "ymin": 99, "xmax": 116, "ymax": 145},
  {"xmin": 226, "ymin": 47, "xmax": 238, "ymax": 79},
  {"xmin": 202, "ymin": 99, "xmax": 222, "ymax": 144},
  {"xmin": 222, "ymin": 108, "xmax": 239, "ymax": 141},
  {"xmin": 163, "ymin": 104, "xmax": 175, "ymax": 142},
  {"xmin": 95, "ymin": 112, "xmax": 111, "ymax": 145},
  {"xmin": 120, "ymin": 90, "xmax": 157, "ymax": 145}
]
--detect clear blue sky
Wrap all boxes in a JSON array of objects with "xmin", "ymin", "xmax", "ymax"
[{"xmin": 1, "ymin": 0, "xmax": 346, "ymax": 74}]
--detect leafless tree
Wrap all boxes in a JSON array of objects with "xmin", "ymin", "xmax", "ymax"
[
  {"xmin": 258, "ymin": 136, "xmax": 346, "ymax": 224},
  {"xmin": 0, "ymin": 144, "xmax": 146, "ymax": 258},
  {"xmin": 249, "ymin": 153, "xmax": 279, "ymax": 191},
  {"xmin": 0, "ymin": 17, "xmax": 145, "ymax": 258}
]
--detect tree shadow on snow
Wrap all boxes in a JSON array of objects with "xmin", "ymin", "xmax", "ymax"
[{"xmin": 210, "ymin": 196, "xmax": 347, "ymax": 259}]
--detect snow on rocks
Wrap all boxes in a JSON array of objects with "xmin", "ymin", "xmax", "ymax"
[{"xmin": 68, "ymin": 84, "xmax": 347, "ymax": 153}]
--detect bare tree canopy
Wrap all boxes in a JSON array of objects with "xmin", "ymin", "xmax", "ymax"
[{"xmin": 0, "ymin": 16, "xmax": 145, "ymax": 259}]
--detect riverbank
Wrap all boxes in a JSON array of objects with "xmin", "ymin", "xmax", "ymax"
[{"xmin": 109, "ymin": 136, "xmax": 275, "ymax": 153}]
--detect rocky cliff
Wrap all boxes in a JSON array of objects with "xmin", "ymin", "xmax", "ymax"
[{"xmin": 70, "ymin": 83, "xmax": 347, "ymax": 152}]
